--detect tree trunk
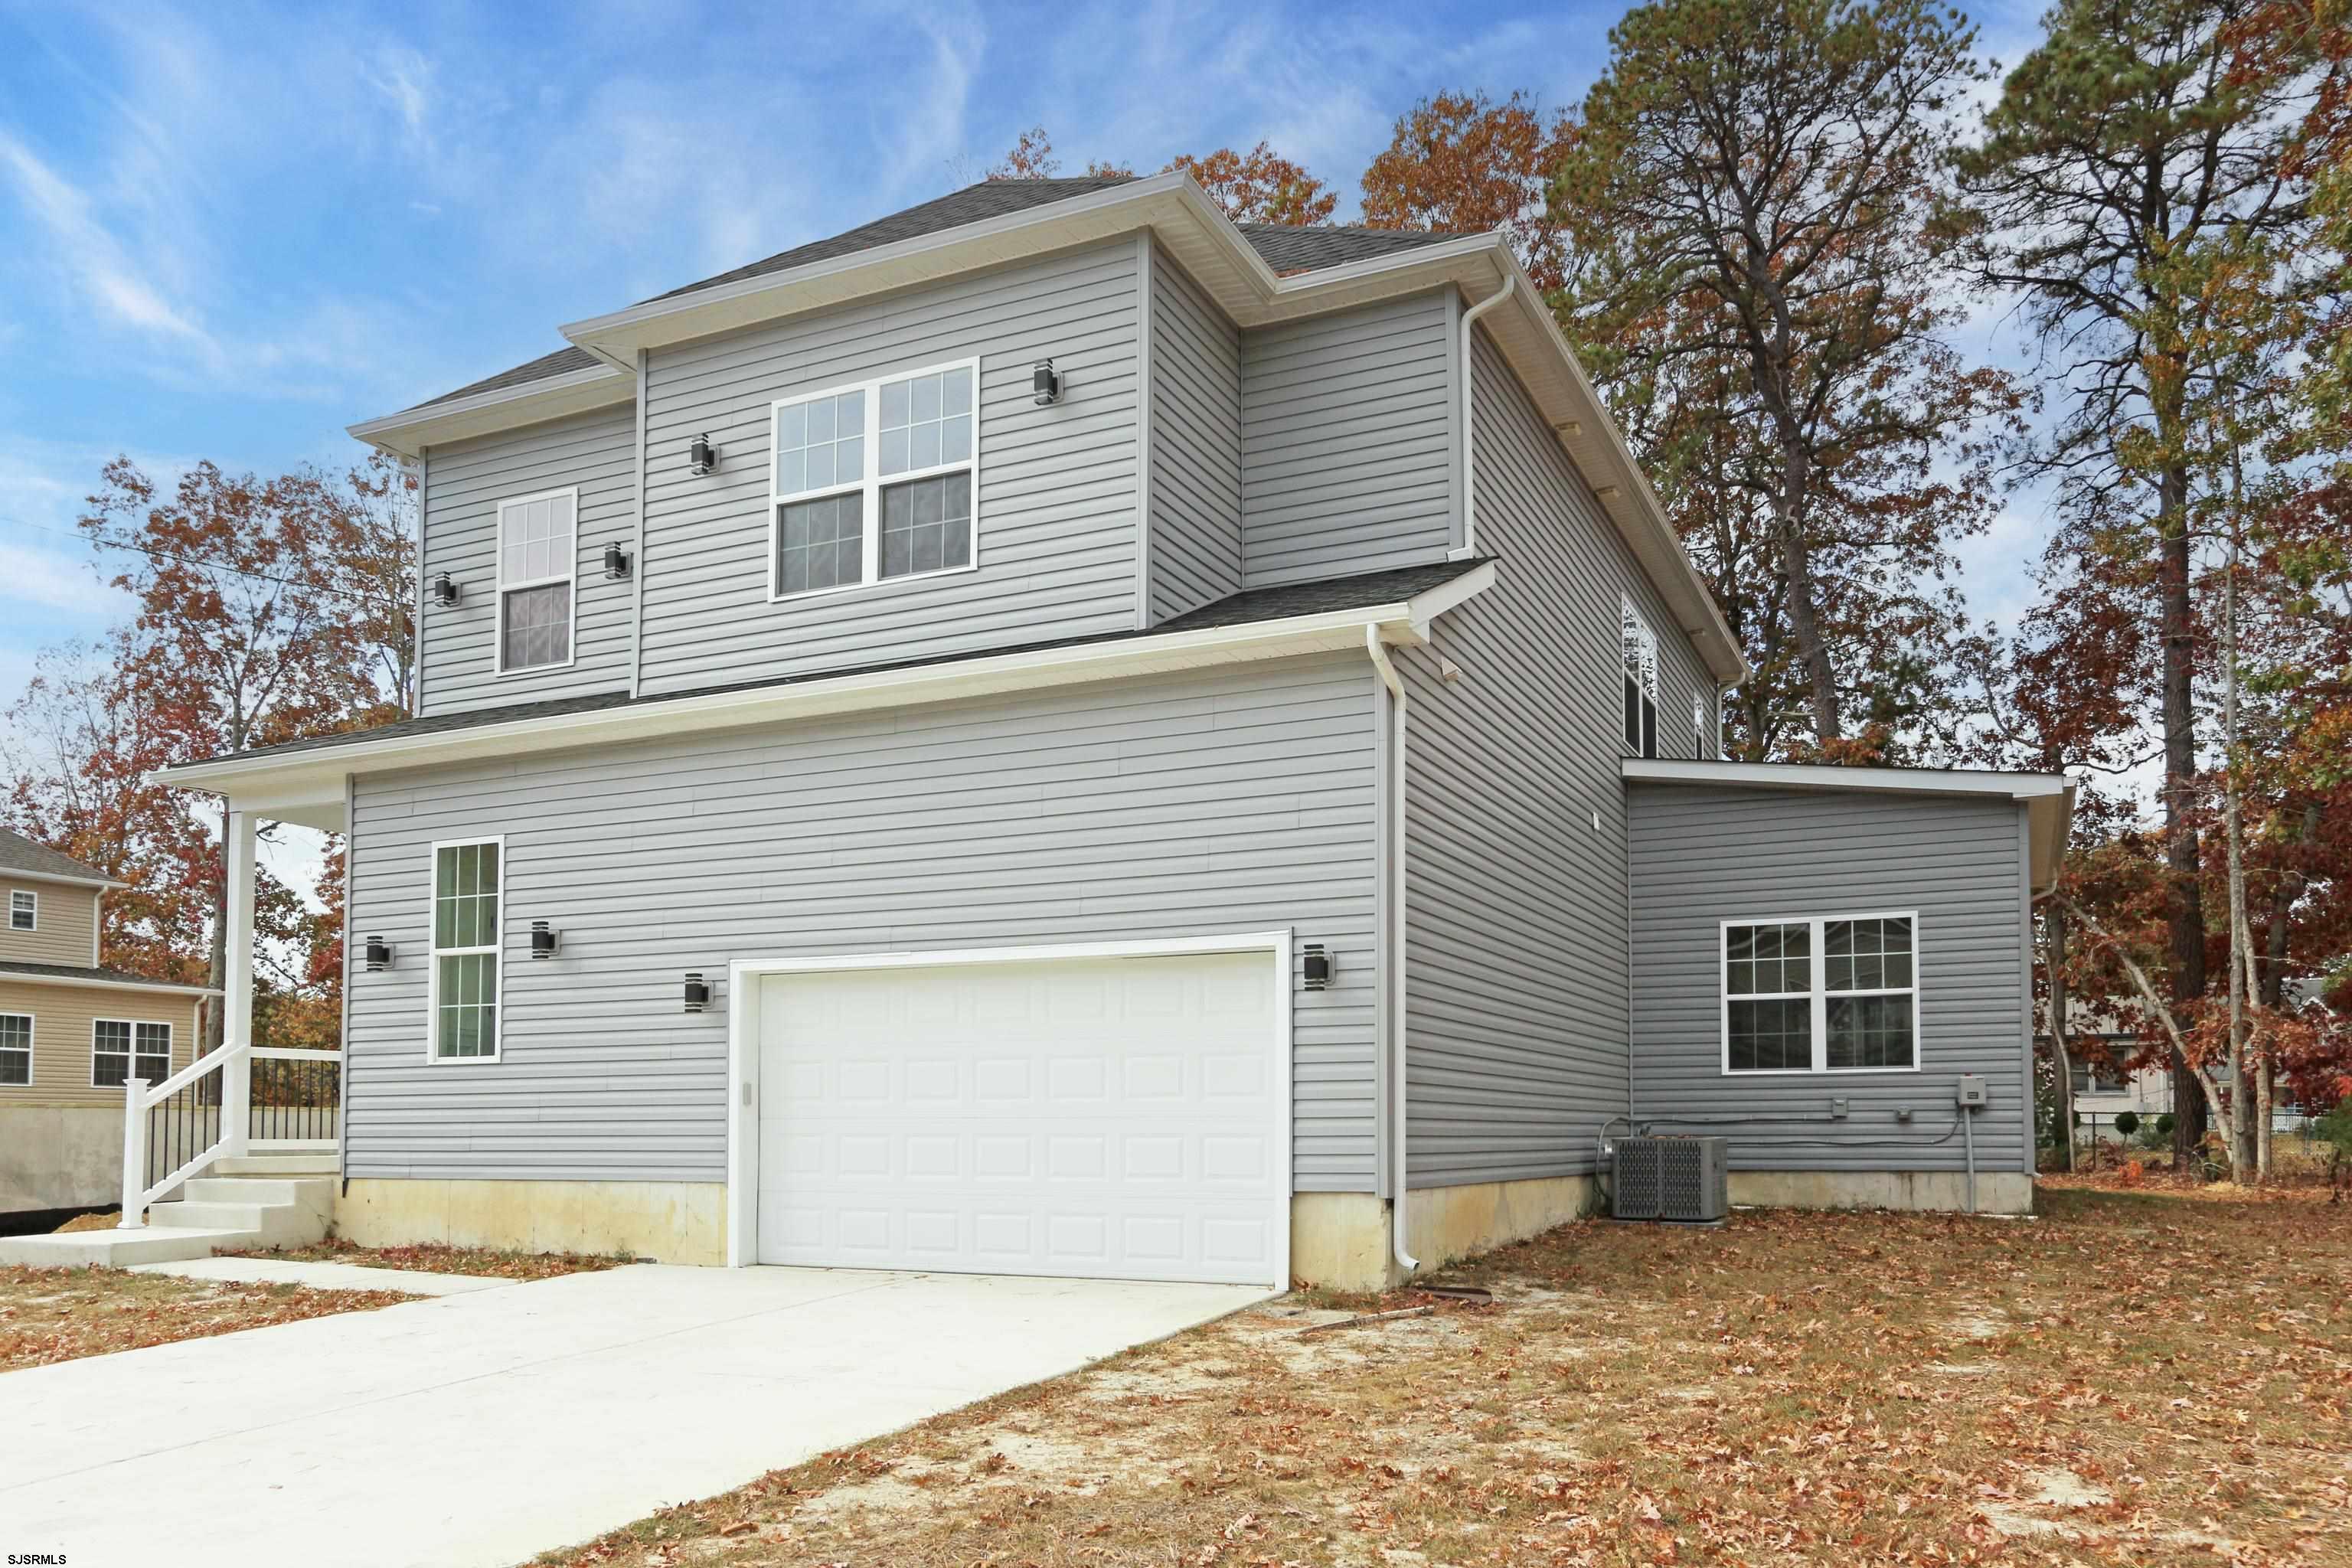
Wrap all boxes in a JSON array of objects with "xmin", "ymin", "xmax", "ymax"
[{"xmin": 2158, "ymin": 462, "xmax": 2205, "ymax": 1171}]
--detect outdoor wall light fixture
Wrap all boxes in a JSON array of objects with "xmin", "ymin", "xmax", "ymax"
[
  {"xmin": 688, "ymin": 434, "xmax": 717, "ymax": 475},
  {"xmin": 363, "ymin": 936, "xmax": 395, "ymax": 972},
  {"xmin": 682, "ymin": 972, "xmax": 711, "ymax": 1013},
  {"xmin": 432, "ymin": 572, "xmax": 460, "ymax": 606},
  {"xmin": 1301, "ymin": 944, "xmax": 1333, "ymax": 991},
  {"xmin": 602, "ymin": 541, "xmax": 633, "ymax": 580},
  {"xmin": 1031, "ymin": 358, "xmax": 1061, "ymax": 406},
  {"xmin": 530, "ymin": 920, "xmax": 560, "ymax": 960}
]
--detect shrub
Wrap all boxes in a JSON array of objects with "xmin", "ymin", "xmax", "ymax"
[
  {"xmin": 2114, "ymin": 1110, "xmax": 2140, "ymax": 1137},
  {"xmin": 2155, "ymin": 1112, "xmax": 2176, "ymax": 1138}
]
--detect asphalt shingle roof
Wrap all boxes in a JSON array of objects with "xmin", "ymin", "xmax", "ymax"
[
  {"xmin": 0, "ymin": 958, "xmax": 215, "ymax": 991},
  {"xmin": 174, "ymin": 557, "xmax": 1491, "ymax": 770},
  {"xmin": 405, "ymin": 178, "xmax": 1478, "ymax": 413},
  {"xmin": 0, "ymin": 828, "xmax": 109, "ymax": 885}
]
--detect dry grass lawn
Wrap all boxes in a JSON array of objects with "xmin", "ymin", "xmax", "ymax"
[
  {"xmin": 220, "ymin": 1236, "xmax": 630, "ymax": 1281},
  {"xmin": 0, "ymin": 1264, "xmax": 413, "ymax": 1371},
  {"xmin": 539, "ymin": 1185, "xmax": 2350, "ymax": 1567}
]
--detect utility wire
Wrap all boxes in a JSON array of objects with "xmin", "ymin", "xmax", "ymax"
[{"xmin": 0, "ymin": 513, "xmax": 404, "ymax": 606}]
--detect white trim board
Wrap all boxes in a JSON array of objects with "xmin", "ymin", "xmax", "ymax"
[{"xmin": 724, "ymin": 930, "xmax": 1295, "ymax": 1289}]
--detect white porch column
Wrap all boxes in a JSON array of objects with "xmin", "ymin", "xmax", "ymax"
[{"xmin": 221, "ymin": 807, "xmax": 256, "ymax": 1158}]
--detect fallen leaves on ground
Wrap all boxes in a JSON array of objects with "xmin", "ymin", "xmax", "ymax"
[
  {"xmin": 0, "ymin": 1264, "xmax": 412, "ymax": 1371},
  {"xmin": 534, "ymin": 1185, "xmax": 2352, "ymax": 1567},
  {"xmin": 220, "ymin": 1237, "xmax": 630, "ymax": 1280}
]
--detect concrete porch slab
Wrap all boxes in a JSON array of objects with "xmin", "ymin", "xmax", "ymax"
[{"xmin": 0, "ymin": 1264, "xmax": 1269, "ymax": 1568}]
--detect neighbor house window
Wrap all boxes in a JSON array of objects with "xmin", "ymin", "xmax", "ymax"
[
  {"xmin": 0, "ymin": 1014, "xmax": 28, "ymax": 1086},
  {"xmin": 1723, "ymin": 913, "xmax": 1918, "ymax": 1073},
  {"xmin": 772, "ymin": 358, "xmax": 978, "ymax": 599},
  {"xmin": 430, "ymin": 839, "xmax": 502, "ymax": 1060},
  {"xmin": 1622, "ymin": 595, "xmax": 1658, "ymax": 759},
  {"xmin": 1694, "ymin": 690, "xmax": 1710, "ymax": 760},
  {"xmin": 92, "ymin": 1019, "xmax": 170, "ymax": 1088},
  {"xmin": 8, "ymin": 889, "xmax": 33, "ymax": 930},
  {"xmin": 496, "ymin": 489, "xmax": 577, "ymax": 672}
]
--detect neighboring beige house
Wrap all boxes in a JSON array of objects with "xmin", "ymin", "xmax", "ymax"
[{"xmin": 0, "ymin": 829, "xmax": 217, "ymax": 1216}]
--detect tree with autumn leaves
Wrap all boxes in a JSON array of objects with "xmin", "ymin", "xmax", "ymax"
[{"xmin": 0, "ymin": 456, "xmax": 414, "ymax": 1050}]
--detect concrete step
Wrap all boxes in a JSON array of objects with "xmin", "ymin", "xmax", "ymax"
[
  {"xmin": 181, "ymin": 1176, "xmax": 335, "ymax": 1207},
  {"xmin": 0, "ymin": 1226, "xmax": 259, "ymax": 1268},
  {"xmin": 149, "ymin": 1197, "xmax": 327, "ymax": 1248},
  {"xmin": 213, "ymin": 1153, "xmax": 337, "ymax": 1177}
]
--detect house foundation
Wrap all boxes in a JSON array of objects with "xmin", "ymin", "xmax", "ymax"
[
  {"xmin": 1728, "ymin": 1169, "xmax": 2034, "ymax": 1215},
  {"xmin": 335, "ymin": 1178, "xmax": 729, "ymax": 1265}
]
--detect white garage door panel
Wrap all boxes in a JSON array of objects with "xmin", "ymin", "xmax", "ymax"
[{"xmin": 756, "ymin": 952, "xmax": 1284, "ymax": 1285}]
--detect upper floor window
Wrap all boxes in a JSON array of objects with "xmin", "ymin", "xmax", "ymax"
[
  {"xmin": 1723, "ymin": 913, "xmax": 1919, "ymax": 1074},
  {"xmin": 430, "ymin": 838, "xmax": 503, "ymax": 1061},
  {"xmin": 7, "ymin": 890, "xmax": 32, "ymax": 930},
  {"xmin": 497, "ymin": 489, "xmax": 577, "ymax": 674},
  {"xmin": 772, "ymin": 359, "xmax": 978, "ymax": 599},
  {"xmin": 1621, "ymin": 595, "xmax": 1658, "ymax": 759},
  {"xmin": 93, "ymin": 1018, "xmax": 170, "ymax": 1088}
]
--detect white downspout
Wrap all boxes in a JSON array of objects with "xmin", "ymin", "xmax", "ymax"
[
  {"xmin": 1366, "ymin": 626, "xmax": 1416, "ymax": 1275},
  {"xmin": 1457, "ymin": 273, "xmax": 1517, "ymax": 560}
]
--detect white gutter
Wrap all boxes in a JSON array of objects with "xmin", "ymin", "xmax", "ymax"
[
  {"xmin": 1364, "ymin": 626, "xmax": 1416, "ymax": 1277},
  {"xmin": 1455, "ymin": 273, "xmax": 1517, "ymax": 560},
  {"xmin": 0, "ymin": 867, "xmax": 127, "ymax": 891},
  {"xmin": 1, "ymin": 970, "xmax": 221, "ymax": 996}
]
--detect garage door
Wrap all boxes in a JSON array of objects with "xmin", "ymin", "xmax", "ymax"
[{"xmin": 754, "ymin": 951, "xmax": 1283, "ymax": 1285}]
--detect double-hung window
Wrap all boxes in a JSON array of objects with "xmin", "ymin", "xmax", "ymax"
[
  {"xmin": 430, "ymin": 838, "xmax": 502, "ymax": 1060},
  {"xmin": 1723, "ymin": 913, "xmax": 1919, "ymax": 1073},
  {"xmin": 497, "ymin": 489, "xmax": 577, "ymax": 673},
  {"xmin": 93, "ymin": 1019, "xmax": 169, "ymax": 1088},
  {"xmin": 0, "ymin": 1013, "xmax": 28, "ymax": 1086},
  {"xmin": 1622, "ymin": 594, "xmax": 1658, "ymax": 758},
  {"xmin": 8, "ymin": 889, "xmax": 33, "ymax": 930},
  {"xmin": 771, "ymin": 358, "xmax": 978, "ymax": 599}
]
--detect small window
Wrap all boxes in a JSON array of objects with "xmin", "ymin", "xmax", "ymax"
[
  {"xmin": 430, "ymin": 839, "xmax": 502, "ymax": 1060},
  {"xmin": 0, "ymin": 1013, "xmax": 28, "ymax": 1086},
  {"xmin": 8, "ymin": 889, "xmax": 33, "ymax": 930},
  {"xmin": 771, "ymin": 359, "xmax": 979, "ymax": 599},
  {"xmin": 1723, "ymin": 914, "xmax": 1919, "ymax": 1073},
  {"xmin": 496, "ymin": 490, "xmax": 577, "ymax": 673},
  {"xmin": 93, "ymin": 1019, "xmax": 170, "ymax": 1088},
  {"xmin": 1694, "ymin": 690, "xmax": 1709, "ymax": 760},
  {"xmin": 1621, "ymin": 595, "xmax": 1658, "ymax": 759}
]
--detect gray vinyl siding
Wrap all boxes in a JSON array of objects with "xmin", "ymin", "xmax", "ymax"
[
  {"xmin": 1240, "ymin": 291, "xmax": 1458, "ymax": 588},
  {"xmin": 1626, "ymin": 785, "xmax": 2033, "ymax": 1174},
  {"xmin": 1147, "ymin": 244, "xmax": 1243, "ymax": 622},
  {"xmin": 344, "ymin": 655, "xmax": 1378, "ymax": 1189},
  {"xmin": 416, "ymin": 405, "xmax": 638, "ymax": 717},
  {"xmin": 635, "ymin": 242, "xmax": 1142, "ymax": 696},
  {"xmin": 1397, "ymin": 328, "xmax": 1717, "ymax": 1187}
]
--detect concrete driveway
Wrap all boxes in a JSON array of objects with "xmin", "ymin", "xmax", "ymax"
[{"xmin": 0, "ymin": 1264, "xmax": 1269, "ymax": 1568}]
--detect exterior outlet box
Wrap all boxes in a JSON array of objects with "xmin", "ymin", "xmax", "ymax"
[
  {"xmin": 1830, "ymin": 1097, "xmax": 1849, "ymax": 1120},
  {"xmin": 1612, "ymin": 1136, "xmax": 1729, "ymax": 1223},
  {"xmin": 1955, "ymin": 1074, "xmax": 1988, "ymax": 1107}
]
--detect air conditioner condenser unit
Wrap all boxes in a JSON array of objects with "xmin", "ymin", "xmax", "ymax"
[{"xmin": 1612, "ymin": 1135, "xmax": 1729, "ymax": 1223}]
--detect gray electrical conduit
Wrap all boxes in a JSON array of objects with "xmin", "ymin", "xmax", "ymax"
[{"xmin": 1365, "ymin": 626, "xmax": 1414, "ymax": 1274}]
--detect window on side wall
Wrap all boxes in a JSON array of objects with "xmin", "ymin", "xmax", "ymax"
[
  {"xmin": 0, "ymin": 1013, "xmax": 28, "ymax": 1086},
  {"xmin": 772, "ymin": 359, "xmax": 978, "ymax": 599},
  {"xmin": 1621, "ymin": 595, "xmax": 1658, "ymax": 758},
  {"xmin": 8, "ymin": 889, "xmax": 34, "ymax": 930},
  {"xmin": 430, "ymin": 838, "xmax": 502, "ymax": 1061},
  {"xmin": 496, "ymin": 489, "xmax": 577, "ymax": 673},
  {"xmin": 1723, "ymin": 913, "xmax": 1918, "ymax": 1073},
  {"xmin": 92, "ymin": 1018, "xmax": 170, "ymax": 1088}
]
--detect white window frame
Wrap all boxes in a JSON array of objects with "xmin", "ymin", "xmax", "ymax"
[
  {"xmin": 8, "ymin": 888, "xmax": 34, "ymax": 931},
  {"xmin": 767, "ymin": 354, "xmax": 983, "ymax": 603},
  {"xmin": 91, "ymin": 1017, "xmax": 172, "ymax": 1089},
  {"xmin": 425, "ymin": 835, "xmax": 507, "ymax": 1064},
  {"xmin": 0, "ymin": 1011, "xmax": 31, "ymax": 1088},
  {"xmin": 493, "ymin": 487, "xmax": 580, "ymax": 678},
  {"xmin": 1719, "ymin": 910, "xmax": 1922, "ymax": 1076},
  {"xmin": 1621, "ymin": 593, "xmax": 1659, "ymax": 759}
]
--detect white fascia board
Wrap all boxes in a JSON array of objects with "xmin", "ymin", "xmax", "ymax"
[
  {"xmin": 1399, "ymin": 559, "xmax": 1496, "ymax": 642},
  {"xmin": 4, "ymin": 971, "xmax": 223, "ymax": 997},
  {"xmin": 347, "ymin": 363, "xmax": 636, "ymax": 459},
  {"xmin": 0, "ymin": 867, "xmax": 126, "ymax": 891},
  {"xmin": 149, "ymin": 580, "xmax": 1491, "ymax": 806}
]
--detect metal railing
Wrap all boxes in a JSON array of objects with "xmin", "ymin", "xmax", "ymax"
[{"xmin": 119, "ymin": 1041, "xmax": 341, "ymax": 1226}]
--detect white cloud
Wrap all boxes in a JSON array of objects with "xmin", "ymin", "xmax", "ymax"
[
  {"xmin": 0, "ymin": 537, "xmax": 123, "ymax": 619},
  {"xmin": 0, "ymin": 132, "xmax": 220, "ymax": 358}
]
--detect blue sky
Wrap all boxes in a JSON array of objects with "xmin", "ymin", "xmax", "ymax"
[{"xmin": 0, "ymin": 0, "xmax": 2053, "ymax": 743}]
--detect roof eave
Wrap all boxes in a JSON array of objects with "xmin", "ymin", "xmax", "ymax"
[
  {"xmin": 348, "ymin": 362, "xmax": 636, "ymax": 459},
  {"xmin": 0, "ymin": 969, "xmax": 222, "ymax": 997},
  {"xmin": 0, "ymin": 866, "xmax": 126, "ymax": 891}
]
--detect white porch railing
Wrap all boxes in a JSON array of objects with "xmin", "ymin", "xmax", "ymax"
[{"xmin": 119, "ymin": 1043, "xmax": 341, "ymax": 1227}]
